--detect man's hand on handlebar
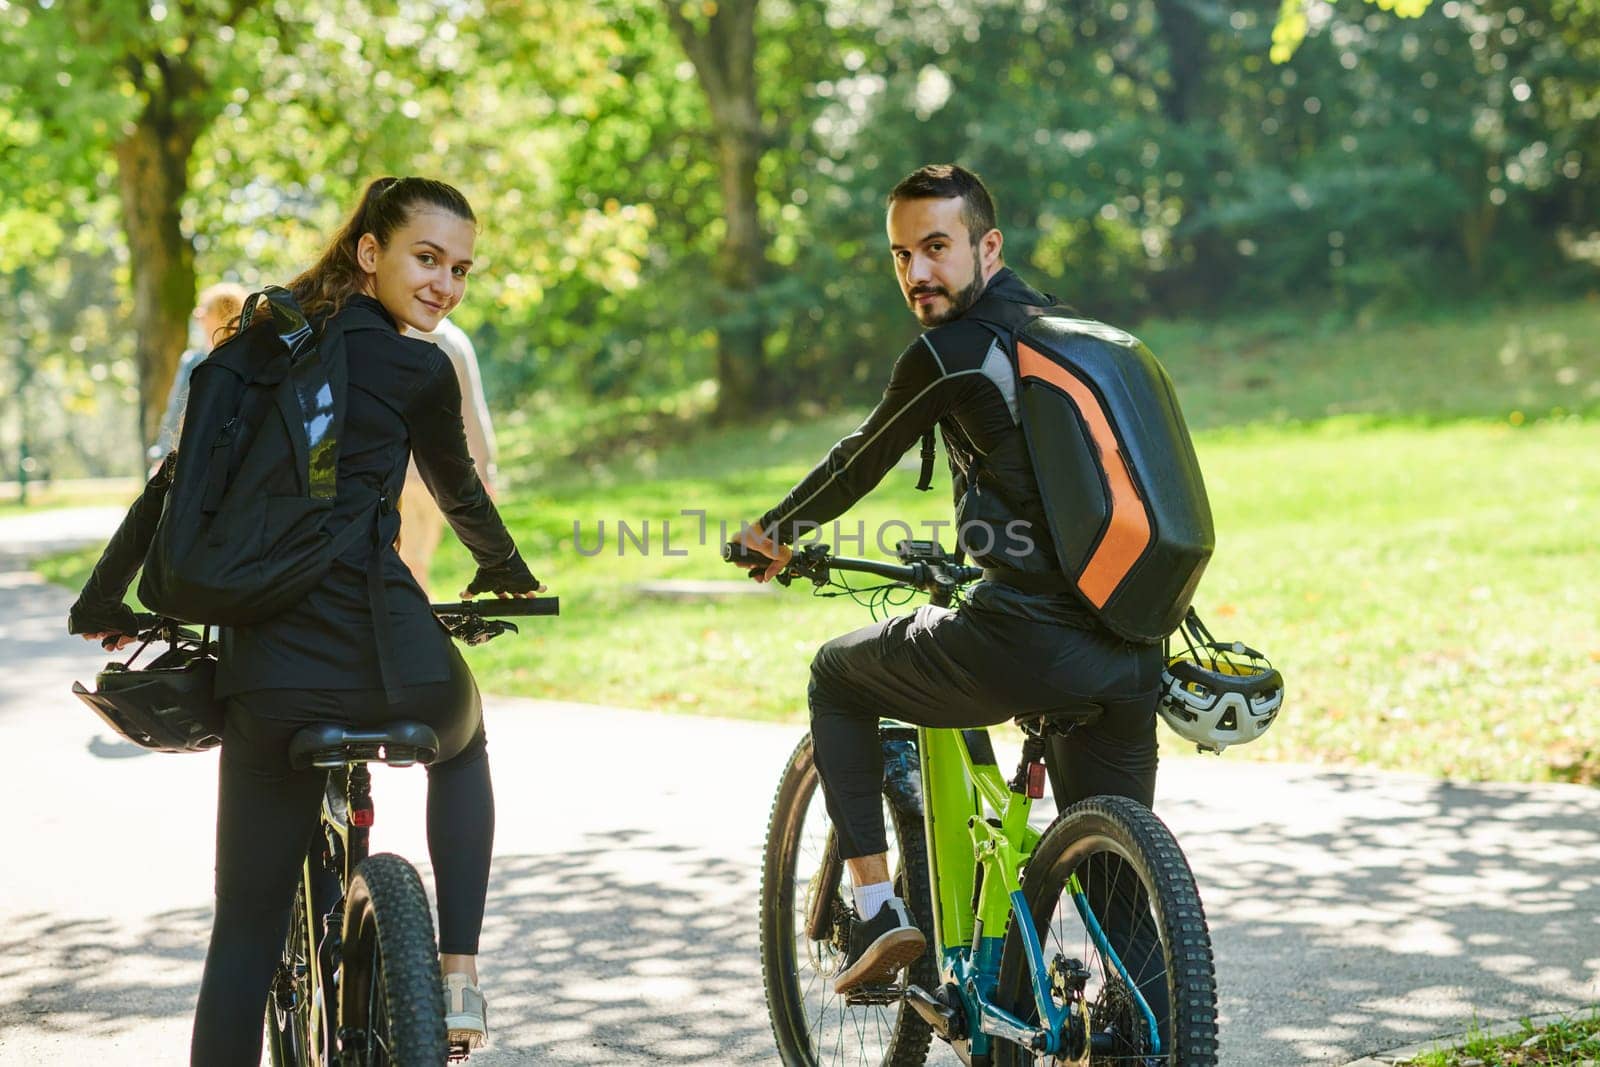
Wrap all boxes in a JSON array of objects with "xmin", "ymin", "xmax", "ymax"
[{"xmin": 737, "ymin": 523, "xmax": 792, "ymax": 584}]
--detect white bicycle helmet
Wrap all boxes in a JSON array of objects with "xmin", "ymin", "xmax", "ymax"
[{"xmin": 1158, "ymin": 609, "xmax": 1284, "ymax": 754}]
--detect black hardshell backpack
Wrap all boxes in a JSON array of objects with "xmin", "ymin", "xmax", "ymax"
[
  {"xmin": 138, "ymin": 286, "xmax": 388, "ymax": 627},
  {"xmin": 970, "ymin": 305, "xmax": 1215, "ymax": 644}
]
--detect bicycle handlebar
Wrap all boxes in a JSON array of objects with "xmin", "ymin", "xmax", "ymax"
[
  {"xmin": 429, "ymin": 598, "xmax": 560, "ymax": 618},
  {"xmin": 722, "ymin": 541, "xmax": 983, "ymax": 595},
  {"xmin": 102, "ymin": 598, "xmax": 559, "ymax": 652},
  {"xmin": 431, "ymin": 597, "xmax": 558, "ymax": 646}
]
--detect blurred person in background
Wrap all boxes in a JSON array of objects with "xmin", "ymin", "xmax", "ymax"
[
  {"xmin": 148, "ymin": 281, "xmax": 250, "ymax": 468},
  {"xmin": 397, "ymin": 315, "xmax": 498, "ymax": 598}
]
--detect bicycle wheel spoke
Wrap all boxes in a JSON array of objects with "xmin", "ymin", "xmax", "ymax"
[
  {"xmin": 367, "ymin": 941, "xmax": 388, "ymax": 1063},
  {"xmin": 762, "ymin": 733, "xmax": 935, "ymax": 1066},
  {"xmin": 994, "ymin": 798, "xmax": 1217, "ymax": 1066}
]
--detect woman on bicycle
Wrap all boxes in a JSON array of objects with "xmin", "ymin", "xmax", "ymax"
[{"xmin": 68, "ymin": 176, "xmax": 536, "ymax": 1063}]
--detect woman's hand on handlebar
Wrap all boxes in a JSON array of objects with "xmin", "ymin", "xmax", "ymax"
[
  {"xmin": 69, "ymin": 599, "xmax": 148, "ymax": 651},
  {"xmin": 737, "ymin": 524, "xmax": 792, "ymax": 584},
  {"xmin": 459, "ymin": 548, "xmax": 547, "ymax": 600},
  {"xmin": 82, "ymin": 630, "xmax": 138, "ymax": 652},
  {"xmin": 459, "ymin": 587, "xmax": 546, "ymax": 600}
]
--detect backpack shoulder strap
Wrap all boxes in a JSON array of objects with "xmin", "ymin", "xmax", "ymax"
[
  {"xmin": 914, "ymin": 427, "xmax": 938, "ymax": 492},
  {"xmin": 964, "ymin": 299, "xmax": 1050, "ymax": 345},
  {"xmin": 271, "ymin": 309, "xmax": 362, "ymax": 501},
  {"xmin": 239, "ymin": 286, "xmax": 317, "ymax": 362},
  {"xmin": 910, "ymin": 301, "xmax": 1046, "ymax": 494}
]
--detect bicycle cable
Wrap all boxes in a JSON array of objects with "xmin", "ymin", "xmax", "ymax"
[{"xmin": 808, "ymin": 575, "xmax": 921, "ymax": 621}]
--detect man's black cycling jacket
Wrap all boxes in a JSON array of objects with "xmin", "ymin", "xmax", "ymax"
[{"xmin": 757, "ymin": 267, "xmax": 1098, "ymax": 629}]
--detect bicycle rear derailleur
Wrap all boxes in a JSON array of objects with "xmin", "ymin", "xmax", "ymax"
[{"xmin": 1048, "ymin": 954, "xmax": 1092, "ymax": 1066}]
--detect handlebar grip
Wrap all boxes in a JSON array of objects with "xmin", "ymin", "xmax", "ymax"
[
  {"xmin": 722, "ymin": 542, "xmax": 769, "ymax": 566},
  {"xmin": 431, "ymin": 598, "xmax": 560, "ymax": 618}
]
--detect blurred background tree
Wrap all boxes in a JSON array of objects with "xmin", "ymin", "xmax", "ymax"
[{"xmin": 1, "ymin": 0, "xmax": 1596, "ymax": 476}]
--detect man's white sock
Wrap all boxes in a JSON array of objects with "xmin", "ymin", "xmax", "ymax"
[{"xmin": 852, "ymin": 880, "xmax": 896, "ymax": 921}]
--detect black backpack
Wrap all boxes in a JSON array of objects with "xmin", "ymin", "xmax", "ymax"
[
  {"xmin": 968, "ymin": 305, "xmax": 1215, "ymax": 644},
  {"xmin": 137, "ymin": 287, "xmax": 390, "ymax": 627}
]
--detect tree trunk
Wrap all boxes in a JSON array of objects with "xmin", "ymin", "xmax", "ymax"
[
  {"xmin": 1462, "ymin": 201, "xmax": 1498, "ymax": 281},
  {"xmin": 1150, "ymin": 0, "xmax": 1232, "ymax": 306},
  {"xmin": 114, "ymin": 93, "xmax": 200, "ymax": 453},
  {"xmin": 711, "ymin": 94, "xmax": 767, "ymax": 420},
  {"xmin": 1151, "ymin": 0, "xmax": 1205, "ymax": 126},
  {"xmin": 664, "ymin": 0, "xmax": 769, "ymax": 421}
]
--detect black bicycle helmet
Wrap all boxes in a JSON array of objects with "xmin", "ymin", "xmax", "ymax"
[{"xmin": 71, "ymin": 629, "xmax": 223, "ymax": 753}]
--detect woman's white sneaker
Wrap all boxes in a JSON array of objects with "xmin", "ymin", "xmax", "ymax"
[{"xmin": 443, "ymin": 972, "xmax": 489, "ymax": 1050}]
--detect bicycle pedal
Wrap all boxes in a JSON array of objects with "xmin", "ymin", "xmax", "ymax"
[{"xmin": 843, "ymin": 981, "xmax": 904, "ymax": 1007}]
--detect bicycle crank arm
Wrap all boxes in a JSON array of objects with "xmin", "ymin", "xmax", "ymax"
[
  {"xmin": 978, "ymin": 998, "xmax": 1062, "ymax": 1058},
  {"xmin": 904, "ymin": 983, "xmax": 961, "ymax": 1041}
]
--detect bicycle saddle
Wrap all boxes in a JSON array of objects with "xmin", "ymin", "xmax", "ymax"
[
  {"xmin": 288, "ymin": 721, "xmax": 441, "ymax": 770},
  {"xmin": 1016, "ymin": 701, "xmax": 1105, "ymax": 735}
]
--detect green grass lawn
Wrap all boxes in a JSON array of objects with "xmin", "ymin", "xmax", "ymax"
[
  {"xmin": 1398, "ymin": 1011, "xmax": 1600, "ymax": 1066},
  {"xmin": 411, "ymin": 415, "xmax": 1599, "ymax": 786},
  {"xmin": 40, "ymin": 297, "xmax": 1600, "ymax": 785}
]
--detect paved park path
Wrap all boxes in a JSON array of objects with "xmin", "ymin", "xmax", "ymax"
[{"xmin": 0, "ymin": 507, "xmax": 1596, "ymax": 1064}]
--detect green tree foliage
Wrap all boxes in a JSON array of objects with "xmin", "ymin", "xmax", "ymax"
[
  {"xmin": 2, "ymin": 0, "xmax": 1596, "ymax": 478},
  {"xmin": 0, "ymin": 0, "xmax": 651, "ymax": 467},
  {"xmin": 1272, "ymin": 0, "xmax": 1430, "ymax": 63}
]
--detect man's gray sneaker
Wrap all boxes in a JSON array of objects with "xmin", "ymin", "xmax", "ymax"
[
  {"xmin": 443, "ymin": 972, "xmax": 488, "ymax": 1050},
  {"xmin": 833, "ymin": 897, "xmax": 926, "ymax": 994}
]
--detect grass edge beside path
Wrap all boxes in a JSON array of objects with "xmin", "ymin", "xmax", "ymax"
[{"xmin": 1358, "ymin": 1008, "xmax": 1600, "ymax": 1066}]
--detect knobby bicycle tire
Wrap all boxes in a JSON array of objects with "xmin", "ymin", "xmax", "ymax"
[
  {"xmin": 339, "ymin": 853, "xmax": 448, "ymax": 1065},
  {"xmin": 760, "ymin": 731, "xmax": 938, "ymax": 1067},
  {"xmin": 992, "ymin": 796, "xmax": 1218, "ymax": 1066}
]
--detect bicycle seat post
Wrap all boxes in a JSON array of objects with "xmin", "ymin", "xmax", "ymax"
[
  {"xmin": 1007, "ymin": 730, "xmax": 1049, "ymax": 799},
  {"xmin": 345, "ymin": 762, "xmax": 375, "ymax": 881}
]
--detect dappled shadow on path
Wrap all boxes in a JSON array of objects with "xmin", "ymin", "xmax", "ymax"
[
  {"xmin": 437, "ymin": 827, "xmax": 776, "ymax": 1065},
  {"xmin": 0, "ymin": 831, "xmax": 778, "ymax": 1065},
  {"xmin": 1169, "ymin": 768, "xmax": 1600, "ymax": 1065},
  {"xmin": 6, "ymin": 768, "xmax": 1595, "ymax": 1067},
  {"xmin": 0, "ymin": 906, "xmax": 210, "ymax": 1041}
]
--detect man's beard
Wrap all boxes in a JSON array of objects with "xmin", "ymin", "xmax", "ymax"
[{"xmin": 907, "ymin": 268, "xmax": 986, "ymax": 326}]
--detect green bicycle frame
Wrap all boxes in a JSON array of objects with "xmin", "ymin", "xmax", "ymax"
[{"xmin": 912, "ymin": 722, "xmax": 1161, "ymax": 1060}]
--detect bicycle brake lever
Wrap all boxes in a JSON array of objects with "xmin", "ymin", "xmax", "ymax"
[
  {"xmin": 439, "ymin": 615, "xmax": 520, "ymax": 646},
  {"xmin": 465, "ymin": 619, "xmax": 518, "ymax": 645}
]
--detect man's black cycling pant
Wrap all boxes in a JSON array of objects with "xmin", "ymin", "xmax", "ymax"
[
  {"xmin": 190, "ymin": 644, "xmax": 493, "ymax": 1066},
  {"xmin": 809, "ymin": 600, "xmax": 1162, "ymax": 861}
]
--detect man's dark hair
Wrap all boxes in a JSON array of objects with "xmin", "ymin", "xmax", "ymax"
[{"xmin": 887, "ymin": 164, "xmax": 999, "ymax": 246}]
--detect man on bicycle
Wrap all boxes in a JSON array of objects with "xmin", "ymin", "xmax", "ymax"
[{"xmin": 740, "ymin": 164, "xmax": 1164, "ymax": 994}]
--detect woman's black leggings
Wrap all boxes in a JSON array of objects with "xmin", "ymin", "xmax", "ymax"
[{"xmin": 190, "ymin": 645, "xmax": 493, "ymax": 1066}]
